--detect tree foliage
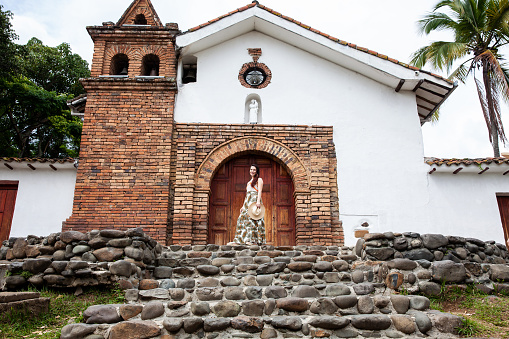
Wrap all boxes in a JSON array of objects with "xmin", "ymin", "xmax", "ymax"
[
  {"xmin": 411, "ymin": 0, "xmax": 509, "ymax": 157},
  {"xmin": 0, "ymin": 5, "xmax": 17, "ymax": 80},
  {"xmin": 17, "ymin": 38, "xmax": 90, "ymax": 97},
  {"xmin": 0, "ymin": 6, "xmax": 89, "ymax": 158}
]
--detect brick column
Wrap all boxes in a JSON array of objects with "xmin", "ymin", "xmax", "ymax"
[
  {"xmin": 63, "ymin": 78, "xmax": 176, "ymax": 243},
  {"xmin": 193, "ymin": 189, "xmax": 210, "ymax": 244},
  {"xmin": 171, "ymin": 140, "xmax": 196, "ymax": 244}
]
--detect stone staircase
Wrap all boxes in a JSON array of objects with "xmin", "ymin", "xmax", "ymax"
[{"xmin": 61, "ymin": 243, "xmax": 465, "ymax": 339}]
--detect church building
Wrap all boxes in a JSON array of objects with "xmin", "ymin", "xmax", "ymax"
[{"xmin": 3, "ymin": 0, "xmax": 509, "ymax": 246}]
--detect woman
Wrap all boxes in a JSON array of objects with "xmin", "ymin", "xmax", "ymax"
[{"xmin": 230, "ymin": 164, "xmax": 266, "ymax": 245}]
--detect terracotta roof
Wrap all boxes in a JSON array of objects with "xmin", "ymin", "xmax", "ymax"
[
  {"xmin": 425, "ymin": 157, "xmax": 509, "ymax": 166},
  {"xmin": 1, "ymin": 158, "xmax": 76, "ymax": 164},
  {"xmin": 184, "ymin": 2, "xmax": 453, "ymax": 85}
]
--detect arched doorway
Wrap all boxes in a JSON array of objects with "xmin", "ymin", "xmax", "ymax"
[{"xmin": 208, "ymin": 154, "xmax": 295, "ymax": 246}]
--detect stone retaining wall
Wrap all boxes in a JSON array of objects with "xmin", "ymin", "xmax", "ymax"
[
  {"xmin": 2, "ymin": 229, "xmax": 509, "ymax": 338},
  {"xmin": 0, "ymin": 228, "xmax": 161, "ymax": 290}
]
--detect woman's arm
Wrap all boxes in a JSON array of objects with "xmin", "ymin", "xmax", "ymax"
[{"xmin": 256, "ymin": 178, "xmax": 263, "ymax": 207}]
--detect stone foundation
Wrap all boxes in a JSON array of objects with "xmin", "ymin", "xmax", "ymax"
[{"xmin": 2, "ymin": 229, "xmax": 509, "ymax": 338}]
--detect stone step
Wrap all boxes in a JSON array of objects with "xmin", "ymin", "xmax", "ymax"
[
  {"xmin": 61, "ymin": 301, "xmax": 463, "ymax": 338},
  {"xmin": 0, "ymin": 291, "xmax": 50, "ymax": 318},
  {"xmin": 127, "ymin": 292, "xmax": 432, "ymax": 317}
]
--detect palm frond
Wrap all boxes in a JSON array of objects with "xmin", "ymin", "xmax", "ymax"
[
  {"xmin": 410, "ymin": 46, "xmax": 433, "ymax": 69},
  {"xmin": 434, "ymin": 0, "xmax": 463, "ymax": 14},
  {"xmin": 495, "ymin": 63, "xmax": 509, "ymax": 102},
  {"xmin": 489, "ymin": 76, "xmax": 508, "ymax": 143},
  {"xmin": 429, "ymin": 108, "xmax": 441, "ymax": 124},
  {"xmin": 415, "ymin": 41, "xmax": 469, "ymax": 72},
  {"xmin": 418, "ymin": 12, "xmax": 458, "ymax": 34},
  {"xmin": 448, "ymin": 58, "xmax": 475, "ymax": 82},
  {"xmin": 486, "ymin": 0, "xmax": 509, "ymax": 33},
  {"xmin": 474, "ymin": 76, "xmax": 493, "ymax": 142},
  {"xmin": 476, "ymin": 50, "xmax": 509, "ymax": 102}
]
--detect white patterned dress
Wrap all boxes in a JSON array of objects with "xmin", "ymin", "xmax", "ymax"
[{"xmin": 232, "ymin": 180, "xmax": 266, "ymax": 244}]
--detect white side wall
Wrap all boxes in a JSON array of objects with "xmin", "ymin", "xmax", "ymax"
[
  {"xmin": 0, "ymin": 167, "xmax": 76, "ymax": 238},
  {"xmin": 426, "ymin": 172, "xmax": 509, "ymax": 242},
  {"xmin": 175, "ymin": 31, "xmax": 433, "ymax": 245}
]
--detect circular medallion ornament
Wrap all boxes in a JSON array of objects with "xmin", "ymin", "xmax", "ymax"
[{"xmin": 239, "ymin": 62, "xmax": 272, "ymax": 89}]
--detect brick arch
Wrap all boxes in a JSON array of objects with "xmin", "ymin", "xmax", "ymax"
[
  {"xmin": 195, "ymin": 137, "xmax": 310, "ymax": 192},
  {"xmin": 133, "ymin": 46, "xmax": 170, "ymax": 65},
  {"xmin": 129, "ymin": 7, "xmax": 160, "ymax": 26},
  {"xmin": 105, "ymin": 45, "xmax": 136, "ymax": 67}
]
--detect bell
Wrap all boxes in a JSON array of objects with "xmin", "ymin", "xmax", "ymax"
[
  {"xmin": 119, "ymin": 67, "xmax": 128, "ymax": 75},
  {"xmin": 183, "ymin": 67, "xmax": 196, "ymax": 83},
  {"xmin": 149, "ymin": 68, "xmax": 158, "ymax": 76}
]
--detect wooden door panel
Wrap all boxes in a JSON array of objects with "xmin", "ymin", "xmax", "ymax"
[
  {"xmin": 209, "ymin": 164, "xmax": 230, "ymax": 244},
  {"xmin": 212, "ymin": 206, "xmax": 227, "ymax": 227},
  {"xmin": 277, "ymin": 207, "xmax": 290, "ymax": 226},
  {"xmin": 275, "ymin": 165, "xmax": 295, "ymax": 246},
  {"xmin": 214, "ymin": 232, "xmax": 226, "ymax": 245},
  {"xmin": 209, "ymin": 155, "xmax": 294, "ymax": 246},
  {"xmin": 214, "ymin": 182, "xmax": 228, "ymax": 202},
  {"xmin": 276, "ymin": 230, "xmax": 293, "ymax": 247},
  {"xmin": 277, "ymin": 182, "xmax": 292, "ymax": 204},
  {"xmin": 0, "ymin": 181, "xmax": 18, "ymax": 242},
  {"xmin": 497, "ymin": 196, "xmax": 509, "ymax": 243}
]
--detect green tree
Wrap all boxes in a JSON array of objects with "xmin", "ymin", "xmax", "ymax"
[
  {"xmin": 0, "ymin": 7, "xmax": 89, "ymax": 158},
  {"xmin": 17, "ymin": 37, "xmax": 90, "ymax": 97},
  {"xmin": 411, "ymin": 0, "xmax": 509, "ymax": 157},
  {"xmin": 0, "ymin": 5, "xmax": 18, "ymax": 80},
  {"xmin": 0, "ymin": 77, "xmax": 81, "ymax": 158}
]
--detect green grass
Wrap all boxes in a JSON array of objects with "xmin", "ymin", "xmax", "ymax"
[
  {"xmin": 0, "ymin": 285, "xmax": 125, "ymax": 339},
  {"xmin": 427, "ymin": 284, "xmax": 509, "ymax": 338}
]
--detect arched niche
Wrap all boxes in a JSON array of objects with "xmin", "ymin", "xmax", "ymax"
[
  {"xmin": 134, "ymin": 14, "xmax": 147, "ymax": 25},
  {"xmin": 110, "ymin": 53, "xmax": 129, "ymax": 75},
  {"xmin": 244, "ymin": 94, "xmax": 262, "ymax": 123},
  {"xmin": 181, "ymin": 55, "xmax": 197, "ymax": 84},
  {"xmin": 141, "ymin": 54, "xmax": 160, "ymax": 76}
]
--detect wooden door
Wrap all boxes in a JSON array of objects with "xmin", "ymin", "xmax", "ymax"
[
  {"xmin": 0, "ymin": 181, "xmax": 18, "ymax": 242},
  {"xmin": 497, "ymin": 195, "xmax": 509, "ymax": 244},
  {"xmin": 209, "ymin": 155, "xmax": 295, "ymax": 246}
]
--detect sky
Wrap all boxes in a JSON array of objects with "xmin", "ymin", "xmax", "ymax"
[{"xmin": 3, "ymin": 0, "xmax": 509, "ymax": 159}]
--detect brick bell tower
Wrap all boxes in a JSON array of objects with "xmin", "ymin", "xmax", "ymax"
[{"xmin": 63, "ymin": 0, "xmax": 179, "ymax": 243}]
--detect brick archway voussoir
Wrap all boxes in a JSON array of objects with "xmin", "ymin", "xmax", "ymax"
[{"xmin": 195, "ymin": 137, "xmax": 310, "ymax": 191}]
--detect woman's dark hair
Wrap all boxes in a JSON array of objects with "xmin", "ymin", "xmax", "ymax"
[{"xmin": 250, "ymin": 164, "xmax": 260, "ymax": 189}]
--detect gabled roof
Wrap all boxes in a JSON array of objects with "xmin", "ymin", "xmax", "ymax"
[
  {"xmin": 176, "ymin": 2, "xmax": 457, "ymax": 124},
  {"xmin": 117, "ymin": 0, "xmax": 163, "ymax": 27}
]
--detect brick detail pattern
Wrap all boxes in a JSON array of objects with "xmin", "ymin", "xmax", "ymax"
[
  {"xmin": 88, "ymin": 27, "xmax": 177, "ymax": 78},
  {"xmin": 117, "ymin": 0, "xmax": 163, "ymax": 27},
  {"xmin": 248, "ymin": 48, "xmax": 262, "ymax": 62},
  {"xmin": 238, "ymin": 62, "xmax": 272, "ymax": 89},
  {"xmin": 62, "ymin": 78, "xmax": 177, "ymax": 243},
  {"xmin": 169, "ymin": 124, "xmax": 343, "ymax": 246}
]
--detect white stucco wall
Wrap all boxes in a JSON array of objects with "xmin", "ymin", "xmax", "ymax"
[
  {"xmin": 0, "ymin": 165, "xmax": 76, "ymax": 238},
  {"xmin": 426, "ymin": 172, "xmax": 509, "ymax": 243},
  {"xmin": 175, "ymin": 31, "xmax": 434, "ymax": 245}
]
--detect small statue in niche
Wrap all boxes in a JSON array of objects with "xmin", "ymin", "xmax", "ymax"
[{"xmin": 249, "ymin": 99, "xmax": 259, "ymax": 123}]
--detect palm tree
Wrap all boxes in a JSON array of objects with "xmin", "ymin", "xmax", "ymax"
[{"xmin": 411, "ymin": 0, "xmax": 509, "ymax": 157}]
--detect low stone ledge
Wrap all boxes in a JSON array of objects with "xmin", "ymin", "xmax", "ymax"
[
  {"xmin": 0, "ymin": 291, "xmax": 40, "ymax": 303},
  {"xmin": 0, "ymin": 295, "xmax": 50, "ymax": 317}
]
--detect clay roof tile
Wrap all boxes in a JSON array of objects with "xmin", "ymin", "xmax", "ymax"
[{"xmin": 425, "ymin": 157, "xmax": 509, "ymax": 166}]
